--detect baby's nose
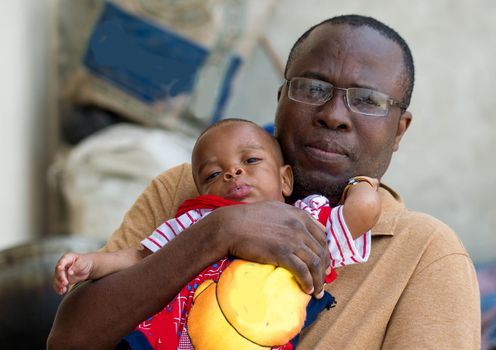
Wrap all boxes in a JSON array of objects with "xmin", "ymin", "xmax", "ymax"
[{"xmin": 224, "ymin": 167, "xmax": 243, "ymax": 180}]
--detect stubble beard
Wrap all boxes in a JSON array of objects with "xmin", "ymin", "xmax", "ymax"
[{"xmin": 287, "ymin": 162, "xmax": 346, "ymax": 206}]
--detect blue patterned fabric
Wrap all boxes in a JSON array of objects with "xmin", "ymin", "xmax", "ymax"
[
  {"xmin": 478, "ymin": 263, "xmax": 496, "ymax": 350},
  {"xmin": 290, "ymin": 291, "xmax": 336, "ymax": 348}
]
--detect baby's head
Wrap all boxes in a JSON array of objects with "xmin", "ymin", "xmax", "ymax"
[{"xmin": 192, "ymin": 119, "xmax": 293, "ymax": 203}]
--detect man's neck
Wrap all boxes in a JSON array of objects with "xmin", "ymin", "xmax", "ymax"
[{"xmin": 288, "ymin": 186, "xmax": 344, "ymax": 206}]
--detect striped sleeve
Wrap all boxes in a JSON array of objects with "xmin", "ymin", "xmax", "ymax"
[
  {"xmin": 295, "ymin": 195, "xmax": 371, "ymax": 268},
  {"xmin": 141, "ymin": 209, "xmax": 211, "ymax": 253},
  {"xmin": 326, "ymin": 205, "xmax": 371, "ymax": 267},
  {"xmin": 293, "ymin": 194, "xmax": 327, "ymax": 221}
]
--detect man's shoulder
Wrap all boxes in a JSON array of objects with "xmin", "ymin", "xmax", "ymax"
[
  {"xmin": 377, "ymin": 184, "xmax": 469, "ymax": 262},
  {"xmin": 153, "ymin": 162, "xmax": 198, "ymax": 213},
  {"xmin": 155, "ymin": 162, "xmax": 193, "ymax": 184},
  {"xmin": 369, "ymin": 201, "xmax": 476, "ymax": 306},
  {"xmin": 397, "ymin": 208, "xmax": 454, "ymax": 237},
  {"xmin": 396, "ymin": 208, "xmax": 470, "ymax": 264}
]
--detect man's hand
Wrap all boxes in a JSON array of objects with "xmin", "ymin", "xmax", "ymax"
[{"xmin": 212, "ymin": 201, "xmax": 330, "ymax": 298}]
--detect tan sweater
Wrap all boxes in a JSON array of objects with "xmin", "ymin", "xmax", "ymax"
[{"xmin": 103, "ymin": 163, "xmax": 481, "ymax": 349}]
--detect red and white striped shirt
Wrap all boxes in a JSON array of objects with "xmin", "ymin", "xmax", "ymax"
[{"xmin": 294, "ymin": 194, "xmax": 371, "ymax": 267}]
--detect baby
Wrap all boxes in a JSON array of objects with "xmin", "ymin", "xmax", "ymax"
[{"xmin": 53, "ymin": 118, "xmax": 380, "ymax": 349}]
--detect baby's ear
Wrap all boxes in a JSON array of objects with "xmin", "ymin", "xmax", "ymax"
[{"xmin": 280, "ymin": 165, "xmax": 293, "ymax": 197}]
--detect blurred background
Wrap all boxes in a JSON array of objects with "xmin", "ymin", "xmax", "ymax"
[{"xmin": 1, "ymin": 0, "xmax": 495, "ymax": 348}]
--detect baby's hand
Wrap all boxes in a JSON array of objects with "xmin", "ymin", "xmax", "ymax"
[{"xmin": 52, "ymin": 252, "xmax": 93, "ymax": 295}]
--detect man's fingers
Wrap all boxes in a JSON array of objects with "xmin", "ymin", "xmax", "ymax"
[
  {"xmin": 314, "ymin": 220, "xmax": 326, "ymax": 232},
  {"xmin": 279, "ymin": 254, "xmax": 314, "ymax": 295},
  {"xmin": 292, "ymin": 245, "xmax": 327, "ymax": 298},
  {"xmin": 301, "ymin": 235, "xmax": 328, "ymax": 282},
  {"xmin": 302, "ymin": 218, "xmax": 330, "ymax": 281},
  {"xmin": 276, "ymin": 209, "xmax": 328, "ymax": 297},
  {"xmin": 304, "ymin": 215, "xmax": 327, "ymax": 249}
]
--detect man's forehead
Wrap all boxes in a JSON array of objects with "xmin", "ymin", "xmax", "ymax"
[
  {"xmin": 289, "ymin": 23, "xmax": 406, "ymax": 94},
  {"xmin": 298, "ymin": 24, "xmax": 401, "ymax": 65}
]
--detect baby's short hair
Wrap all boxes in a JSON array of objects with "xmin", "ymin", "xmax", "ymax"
[{"xmin": 193, "ymin": 118, "xmax": 285, "ymax": 165}]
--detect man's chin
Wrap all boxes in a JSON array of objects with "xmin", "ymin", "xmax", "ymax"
[{"xmin": 291, "ymin": 168, "xmax": 346, "ymax": 204}]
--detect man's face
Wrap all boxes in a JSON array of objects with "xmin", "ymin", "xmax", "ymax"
[
  {"xmin": 275, "ymin": 24, "xmax": 411, "ymax": 202},
  {"xmin": 192, "ymin": 122, "xmax": 292, "ymax": 203}
]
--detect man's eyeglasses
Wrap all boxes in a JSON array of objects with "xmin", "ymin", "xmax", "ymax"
[{"xmin": 286, "ymin": 77, "xmax": 407, "ymax": 117}]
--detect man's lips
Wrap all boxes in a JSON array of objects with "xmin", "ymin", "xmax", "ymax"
[
  {"xmin": 226, "ymin": 183, "xmax": 252, "ymax": 200},
  {"xmin": 305, "ymin": 142, "xmax": 349, "ymax": 162}
]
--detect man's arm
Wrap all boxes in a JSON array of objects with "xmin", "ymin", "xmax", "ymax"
[
  {"xmin": 47, "ymin": 211, "xmax": 227, "ymax": 349},
  {"xmin": 48, "ymin": 202, "xmax": 329, "ymax": 349}
]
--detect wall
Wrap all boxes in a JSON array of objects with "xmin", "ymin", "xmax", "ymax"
[{"xmin": 0, "ymin": 0, "xmax": 52, "ymax": 249}]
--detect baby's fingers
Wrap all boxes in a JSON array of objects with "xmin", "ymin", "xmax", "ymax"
[
  {"xmin": 56, "ymin": 253, "xmax": 78, "ymax": 270},
  {"xmin": 53, "ymin": 272, "xmax": 69, "ymax": 295}
]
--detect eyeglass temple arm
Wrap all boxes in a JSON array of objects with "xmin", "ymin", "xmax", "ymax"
[{"xmin": 390, "ymin": 98, "xmax": 408, "ymax": 110}]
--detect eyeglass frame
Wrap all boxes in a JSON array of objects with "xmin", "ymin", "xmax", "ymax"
[{"xmin": 285, "ymin": 77, "xmax": 408, "ymax": 117}]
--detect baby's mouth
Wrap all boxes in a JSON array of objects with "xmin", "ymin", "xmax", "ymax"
[{"xmin": 226, "ymin": 183, "xmax": 252, "ymax": 200}]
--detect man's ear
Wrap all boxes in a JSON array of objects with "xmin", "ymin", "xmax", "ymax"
[
  {"xmin": 277, "ymin": 85, "xmax": 283, "ymax": 101},
  {"xmin": 393, "ymin": 111, "xmax": 412, "ymax": 152},
  {"xmin": 280, "ymin": 165, "xmax": 293, "ymax": 197}
]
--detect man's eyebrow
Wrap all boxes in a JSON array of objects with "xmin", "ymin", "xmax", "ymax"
[
  {"xmin": 298, "ymin": 71, "xmax": 380, "ymax": 91},
  {"xmin": 299, "ymin": 71, "xmax": 328, "ymax": 81}
]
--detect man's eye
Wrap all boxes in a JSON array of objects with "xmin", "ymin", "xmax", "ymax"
[
  {"xmin": 245, "ymin": 157, "xmax": 260, "ymax": 164},
  {"xmin": 355, "ymin": 96, "xmax": 382, "ymax": 107},
  {"xmin": 307, "ymin": 85, "xmax": 325, "ymax": 95},
  {"xmin": 206, "ymin": 172, "xmax": 221, "ymax": 181},
  {"xmin": 309, "ymin": 85, "xmax": 324, "ymax": 92}
]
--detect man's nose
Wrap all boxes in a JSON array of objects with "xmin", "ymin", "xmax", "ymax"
[
  {"xmin": 224, "ymin": 167, "xmax": 243, "ymax": 181},
  {"xmin": 313, "ymin": 90, "xmax": 353, "ymax": 130}
]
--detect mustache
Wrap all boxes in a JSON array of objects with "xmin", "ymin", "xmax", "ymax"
[{"xmin": 304, "ymin": 138, "xmax": 357, "ymax": 160}]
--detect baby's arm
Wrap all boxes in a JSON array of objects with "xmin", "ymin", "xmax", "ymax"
[
  {"xmin": 53, "ymin": 247, "xmax": 150, "ymax": 295},
  {"xmin": 341, "ymin": 176, "xmax": 381, "ymax": 239}
]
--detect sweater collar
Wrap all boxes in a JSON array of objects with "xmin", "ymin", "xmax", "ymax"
[{"xmin": 371, "ymin": 183, "xmax": 404, "ymax": 236}]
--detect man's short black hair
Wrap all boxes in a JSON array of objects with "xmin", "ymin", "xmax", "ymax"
[{"xmin": 284, "ymin": 14, "xmax": 415, "ymax": 109}]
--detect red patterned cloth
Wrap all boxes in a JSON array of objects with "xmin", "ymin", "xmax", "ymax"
[{"xmin": 136, "ymin": 257, "xmax": 233, "ymax": 350}]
